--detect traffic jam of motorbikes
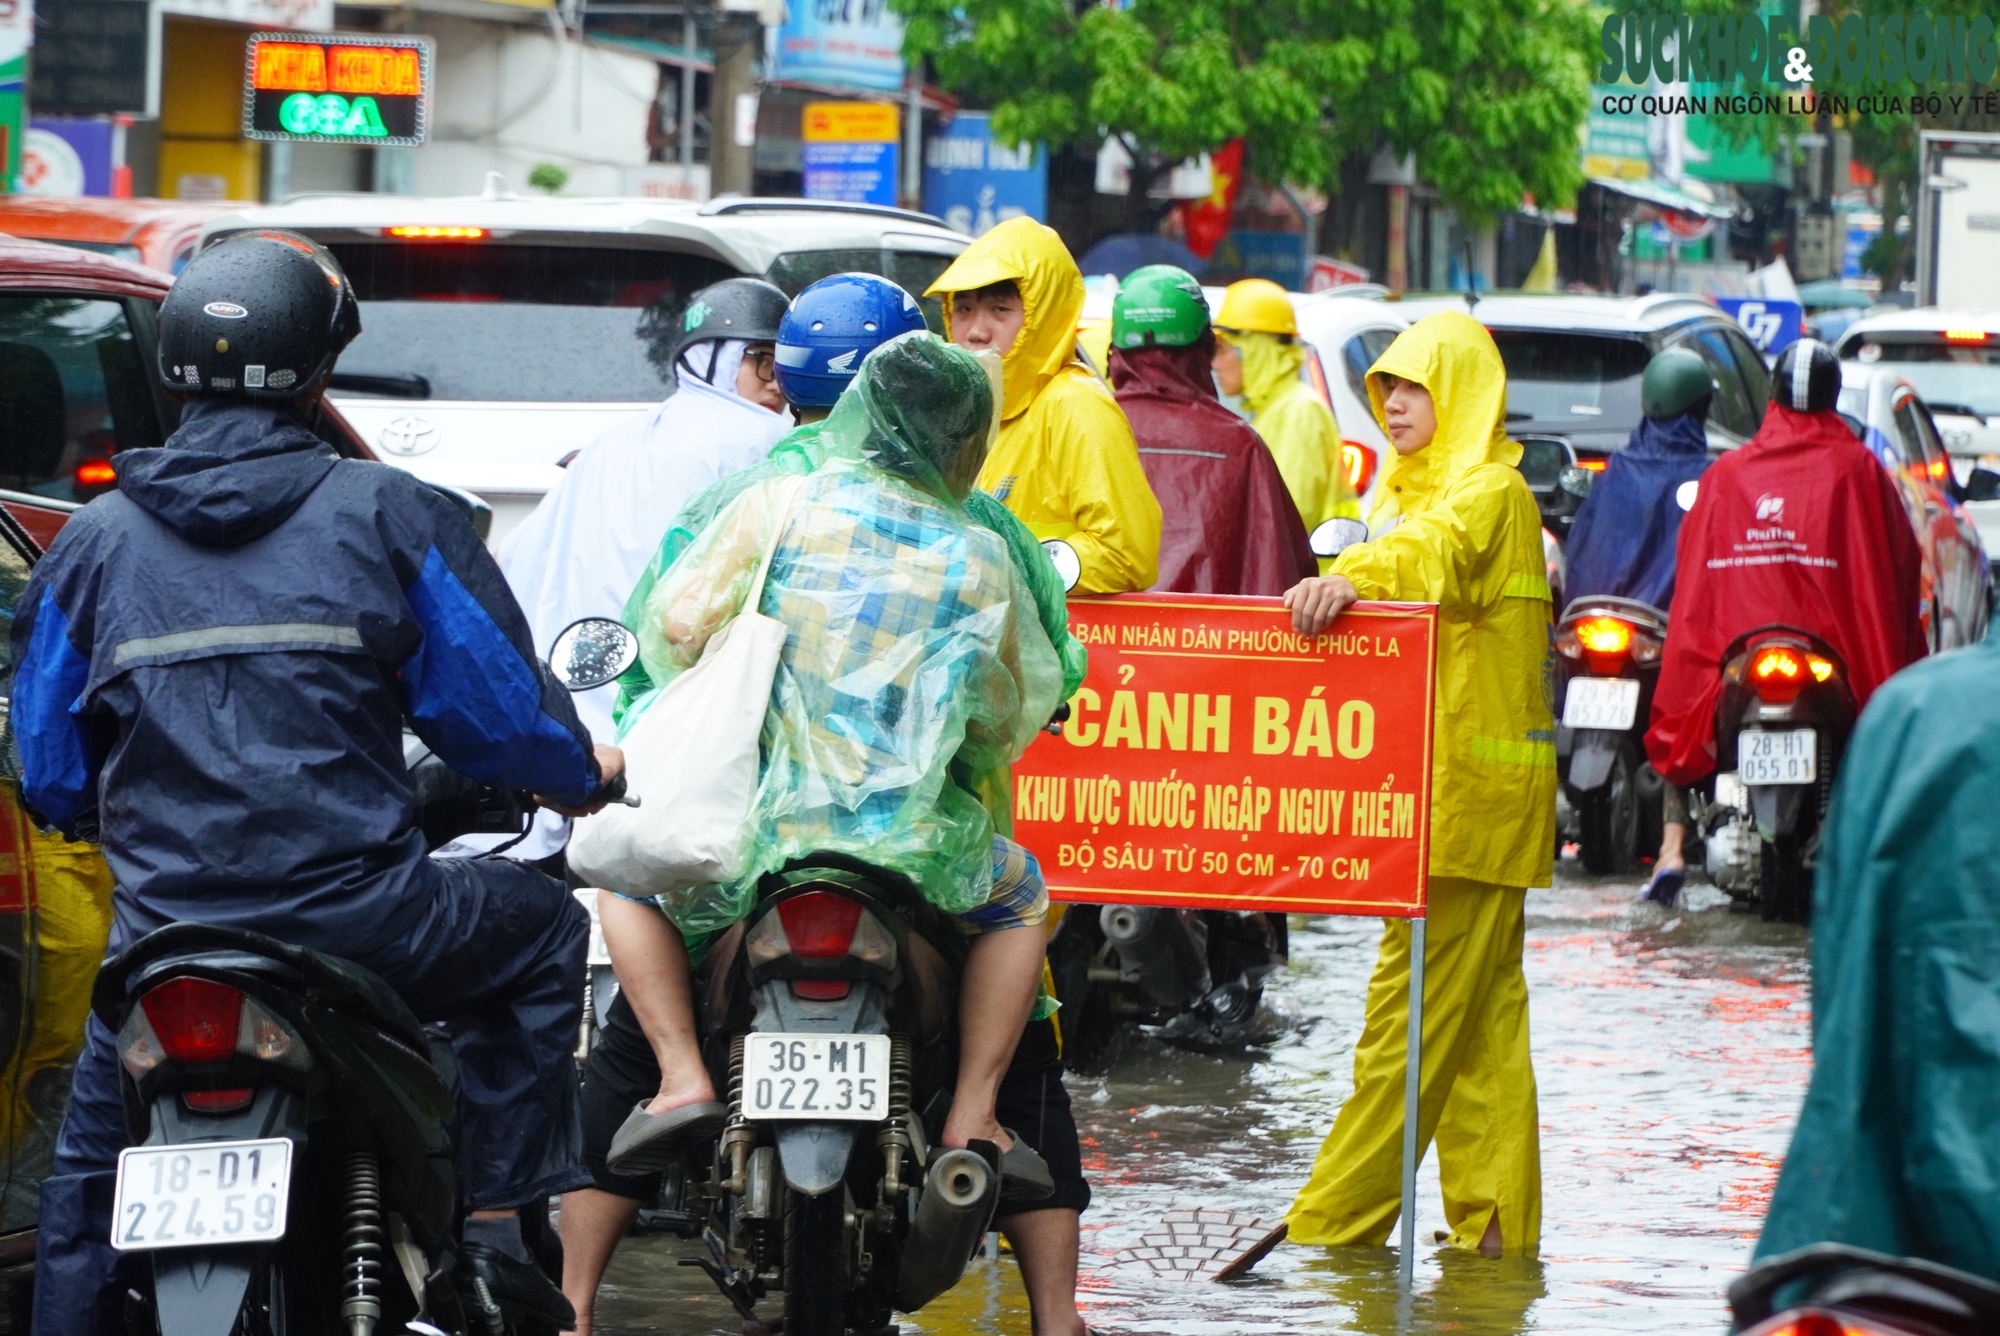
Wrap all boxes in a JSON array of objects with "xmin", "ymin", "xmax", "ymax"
[{"xmin": 8, "ymin": 82, "xmax": 2000, "ymax": 1336}]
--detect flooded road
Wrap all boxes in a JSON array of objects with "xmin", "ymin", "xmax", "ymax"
[{"xmin": 590, "ymin": 862, "xmax": 1812, "ymax": 1335}]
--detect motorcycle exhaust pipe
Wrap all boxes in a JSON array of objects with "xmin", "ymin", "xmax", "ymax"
[
  {"xmin": 1100, "ymin": 904, "xmax": 1154, "ymax": 943},
  {"xmin": 1099, "ymin": 905, "xmax": 1211, "ymax": 1009},
  {"xmin": 896, "ymin": 1148, "xmax": 998, "ymax": 1312}
]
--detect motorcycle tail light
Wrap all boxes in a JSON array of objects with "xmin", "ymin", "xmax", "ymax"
[
  {"xmin": 775, "ymin": 891, "xmax": 863, "ymax": 958},
  {"xmin": 1807, "ymin": 655, "xmax": 1836, "ymax": 683},
  {"xmin": 1739, "ymin": 1309, "xmax": 1864, "ymax": 1336},
  {"xmin": 1340, "ymin": 441, "xmax": 1379, "ymax": 496},
  {"xmin": 1574, "ymin": 616, "xmax": 1633, "ymax": 675},
  {"xmin": 1750, "ymin": 645, "xmax": 1809, "ymax": 704},
  {"xmin": 119, "ymin": 980, "xmax": 312, "ymax": 1079},
  {"xmin": 183, "ymin": 1088, "xmax": 255, "ymax": 1114},
  {"xmin": 139, "ymin": 978, "xmax": 242, "ymax": 1064}
]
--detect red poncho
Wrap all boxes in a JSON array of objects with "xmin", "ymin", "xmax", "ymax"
[
  {"xmin": 1644, "ymin": 403, "xmax": 1927, "ymax": 786},
  {"xmin": 1109, "ymin": 342, "xmax": 1314, "ymax": 594}
]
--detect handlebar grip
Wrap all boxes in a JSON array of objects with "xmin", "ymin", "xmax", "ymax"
[{"xmin": 599, "ymin": 771, "xmax": 628, "ymax": 805}]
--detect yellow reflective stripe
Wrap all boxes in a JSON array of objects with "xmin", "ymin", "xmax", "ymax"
[
  {"xmin": 1503, "ymin": 573, "xmax": 1551, "ymax": 601},
  {"xmin": 1470, "ymin": 736, "xmax": 1558, "ymax": 768}
]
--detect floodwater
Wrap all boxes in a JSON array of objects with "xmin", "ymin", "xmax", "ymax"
[{"xmin": 590, "ymin": 863, "xmax": 1813, "ymax": 1335}]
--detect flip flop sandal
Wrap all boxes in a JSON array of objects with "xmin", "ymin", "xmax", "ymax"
[
  {"xmin": 996, "ymin": 1129, "xmax": 1055, "ymax": 1207},
  {"xmin": 606, "ymin": 1100, "xmax": 728, "ymax": 1176},
  {"xmin": 1642, "ymin": 867, "xmax": 1686, "ymax": 907}
]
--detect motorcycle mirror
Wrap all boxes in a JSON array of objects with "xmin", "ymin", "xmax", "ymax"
[
  {"xmin": 1676, "ymin": 479, "xmax": 1700, "ymax": 511},
  {"xmin": 1041, "ymin": 539, "xmax": 1082, "ymax": 593},
  {"xmin": 1309, "ymin": 517, "xmax": 1369, "ymax": 559},
  {"xmin": 549, "ymin": 617, "xmax": 639, "ymax": 692},
  {"xmin": 1559, "ymin": 465, "xmax": 1594, "ymax": 499}
]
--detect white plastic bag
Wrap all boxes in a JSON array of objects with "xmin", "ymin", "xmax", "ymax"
[{"xmin": 567, "ymin": 477, "xmax": 802, "ymax": 899}]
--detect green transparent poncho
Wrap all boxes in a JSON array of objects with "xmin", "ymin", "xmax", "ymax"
[{"xmin": 618, "ymin": 333, "xmax": 1072, "ymax": 940}]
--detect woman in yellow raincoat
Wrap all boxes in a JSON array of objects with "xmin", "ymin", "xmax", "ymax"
[
  {"xmin": 1213, "ymin": 278, "xmax": 1359, "ymax": 534},
  {"xmin": 1281, "ymin": 311, "xmax": 1555, "ymax": 1256},
  {"xmin": 927, "ymin": 218, "xmax": 1161, "ymax": 595}
]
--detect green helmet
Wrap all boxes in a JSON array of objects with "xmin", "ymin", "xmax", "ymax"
[
  {"xmin": 1642, "ymin": 346, "xmax": 1716, "ymax": 420},
  {"xmin": 1110, "ymin": 265, "xmax": 1210, "ymax": 349}
]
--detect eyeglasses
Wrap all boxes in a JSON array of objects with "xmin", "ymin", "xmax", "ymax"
[{"xmin": 746, "ymin": 348, "xmax": 778, "ymax": 382}]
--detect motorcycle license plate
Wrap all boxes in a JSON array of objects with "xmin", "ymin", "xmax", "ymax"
[
  {"xmin": 742, "ymin": 1033, "xmax": 893, "ymax": 1122},
  {"xmin": 1739, "ymin": 729, "xmax": 1817, "ymax": 786},
  {"xmin": 1561, "ymin": 677, "xmax": 1640, "ymax": 731},
  {"xmin": 111, "ymin": 1138, "xmax": 293, "ymax": 1251}
]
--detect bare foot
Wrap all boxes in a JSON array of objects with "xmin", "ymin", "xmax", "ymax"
[
  {"xmin": 642, "ymin": 1075, "xmax": 719, "ymax": 1117},
  {"xmin": 940, "ymin": 1110, "xmax": 1013, "ymax": 1152}
]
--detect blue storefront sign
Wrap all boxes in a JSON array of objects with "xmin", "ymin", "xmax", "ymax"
[
  {"xmin": 1211, "ymin": 230, "xmax": 1307, "ymax": 291},
  {"xmin": 1715, "ymin": 297, "xmax": 1805, "ymax": 355},
  {"xmin": 803, "ymin": 139, "xmax": 898, "ymax": 206},
  {"xmin": 920, "ymin": 112, "xmax": 1046, "ymax": 238},
  {"xmin": 773, "ymin": 0, "xmax": 905, "ymax": 92}
]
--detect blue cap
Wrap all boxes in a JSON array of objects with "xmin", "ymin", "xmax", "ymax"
[{"xmin": 776, "ymin": 272, "xmax": 928, "ymax": 407}]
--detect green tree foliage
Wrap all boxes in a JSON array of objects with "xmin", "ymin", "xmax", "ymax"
[{"xmin": 892, "ymin": 0, "xmax": 1599, "ymax": 226}]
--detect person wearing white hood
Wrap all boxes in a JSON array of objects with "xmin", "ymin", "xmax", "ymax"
[{"xmin": 459, "ymin": 278, "xmax": 793, "ymax": 862}]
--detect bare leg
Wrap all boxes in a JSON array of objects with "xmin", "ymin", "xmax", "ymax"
[
  {"xmin": 598, "ymin": 894, "xmax": 716, "ymax": 1114},
  {"xmin": 1655, "ymin": 820, "xmax": 1686, "ymax": 873},
  {"xmin": 557, "ymin": 1188, "xmax": 642, "ymax": 1335},
  {"xmin": 998, "ymin": 1208, "xmax": 1085, "ymax": 1336},
  {"xmin": 940, "ymin": 924, "xmax": 1043, "ymax": 1151},
  {"xmin": 1479, "ymin": 1211, "xmax": 1503, "ymax": 1258}
]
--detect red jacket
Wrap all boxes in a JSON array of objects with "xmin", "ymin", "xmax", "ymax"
[
  {"xmin": 1644, "ymin": 403, "xmax": 1927, "ymax": 786},
  {"xmin": 1109, "ymin": 343, "xmax": 1314, "ymax": 594}
]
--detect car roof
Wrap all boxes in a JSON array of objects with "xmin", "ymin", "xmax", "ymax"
[
  {"xmin": 200, "ymin": 193, "xmax": 970, "ymax": 277},
  {"xmin": 1388, "ymin": 291, "xmax": 1721, "ymax": 333},
  {"xmin": 1837, "ymin": 308, "xmax": 2000, "ymax": 342},
  {"xmin": 1294, "ymin": 293, "xmax": 1410, "ymax": 339},
  {"xmin": 1839, "ymin": 362, "xmax": 1916, "ymax": 395},
  {"xmin": 0, "ymin": 196, "xmax": 243, "ymax": 246},
  {"xmin": 0, "ymin": 233, "xmax": 172, "ymax": 296}
]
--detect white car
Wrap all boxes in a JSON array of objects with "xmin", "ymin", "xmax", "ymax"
[
  {"xmin": 1836, "ymin": 309, "xmax": 2000, "ymax": 566},
  {"xmin": 199, "ymin": 192, "xmax": 969, "ymax": 543},
  {"xmin": 1287, "ymin": 289, "xmax": 1406, "ymax": 518}
]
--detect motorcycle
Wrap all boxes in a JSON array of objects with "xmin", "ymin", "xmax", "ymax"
[
  {"xmin": 1553, "ymin": 596, "xmax": 1668, "ymax": 874},
  {"xmin": 1696, "ymin": 625, "xmax": 1857, "ymax": 924},
  {"xmin": 1045, "ymin": 906, "xmax": 1287, "ymax": 1073},
  {"xmin": 1730, "ymin": 1243, "xmax": 2000, "ymax": 1335},
  {"xmin": 98, "ymin": 617, "xmax": 637, "ymax": 1336}
]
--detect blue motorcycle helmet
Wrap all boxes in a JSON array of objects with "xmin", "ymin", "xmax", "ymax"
[{"xmin": 776, "ymin": 272, "xmax": 928, "ymax": 407}]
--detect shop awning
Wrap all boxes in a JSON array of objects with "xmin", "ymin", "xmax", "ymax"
[{"xmin": 1588, "ymin": 176, "xmax": 1738, "ymax": 220}]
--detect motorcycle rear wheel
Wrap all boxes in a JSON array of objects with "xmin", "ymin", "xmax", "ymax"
[
  {"xmin": 1758, "ymin": 835, "xmax": 1812, "ymax": 925},
  {"xmin": 1576, "ymin": 743, "xmax": 1642, "ymax": 875},
  {"xmin": 783, "ymin": 1189, "xmax": 848, "ymax": 1336}
]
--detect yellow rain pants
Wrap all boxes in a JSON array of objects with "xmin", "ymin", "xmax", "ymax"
[{"xmin": 1285, "ymin": 877, "xmax": 1541, "ymax": 1253}]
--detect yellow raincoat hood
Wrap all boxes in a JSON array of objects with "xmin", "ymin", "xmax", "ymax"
[
  {"xmin": 1366, "ymin": 311, "xmax": 1522, "ymax": 526},
  {"xmin": 929, "ymin": 217, "xmax": 1086, "ymax": 423},
  {"xmin": 1236, "ymin": 331, "xmax": 1306, "ymax": 415},
  {"xmin": 1227, "ymin": 329, "xmax": 1357, "ymax": 532}
]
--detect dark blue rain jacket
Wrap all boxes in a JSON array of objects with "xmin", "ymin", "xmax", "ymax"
[
  {"xmin": 1562, "ymin": 411, "xmax": 1712, "ymax": 610},
  {"xmin": 8, "ymin": 399, "xmax": 600, "ymax": 957}
]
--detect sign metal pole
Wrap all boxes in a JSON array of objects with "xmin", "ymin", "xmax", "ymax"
[{"xmin": 1398, "ymin": 915, "xmax": 1426, "ymax": 1291}]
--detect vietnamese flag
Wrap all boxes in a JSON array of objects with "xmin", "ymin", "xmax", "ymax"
[{"xmin": 1180, "ymin": 139, "xmax": 1245, "ymax": 260}]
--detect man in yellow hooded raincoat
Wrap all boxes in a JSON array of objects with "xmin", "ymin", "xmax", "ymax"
[
  {"xmin": 1213, "ymin": 278, "xmax": 1359, "ymax": 535},
  {"xmin": 928, "ymin": 217, "xmax": 1162, "ymax": 595},
  {"xmin": 1280, "ymin": 311, "xmax": 1555, "ymax": 1256}
]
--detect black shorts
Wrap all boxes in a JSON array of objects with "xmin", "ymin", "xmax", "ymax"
[{"xmin": 579, "ymin": 998, "xmax": 1089, "ymax": 1215}]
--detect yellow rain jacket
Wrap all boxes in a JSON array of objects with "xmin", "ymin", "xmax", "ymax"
[
  {"xmin": 929, "ymin": 219, "xmax": 1162, "ymax": 594},
  {"xmin": 1331, "ymin": 312, "xmax": 1556, "ymax": 888},
  {"xmin": 1234, "ymin": 331, "xmax": 1359, "ymax": 529}
]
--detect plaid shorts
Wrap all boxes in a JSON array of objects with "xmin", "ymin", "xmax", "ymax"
[{"xmin": 952, "ymin": 835, "xmax": 1049, "ymax": 936}]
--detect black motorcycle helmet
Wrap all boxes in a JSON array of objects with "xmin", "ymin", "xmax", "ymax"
[
  {"xmin": 1770, "ymin": 337, "xmax": 1841, "ymax": 415},
  {"xmin": 675, "ymin": 277, "xmax": 788, "ymax": 365},
  {"xmin": 157, "ymin": 230, "xmax": 360, "ymax": 400}
]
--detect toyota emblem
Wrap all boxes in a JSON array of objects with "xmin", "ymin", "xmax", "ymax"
[{"xmin": 379, "ymin": 415, "xmax": 441, "ymax": 456}]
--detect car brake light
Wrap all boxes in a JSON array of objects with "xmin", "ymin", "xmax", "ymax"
[
  {"xmin": 119, "ymin": 980, "xmax": 311, "ymax": 1078},
  {"xmin": 386, "ymin": 225, "xmax": 486, "ymax": 239},
  {"xmin": 76, "ymin": 459, "xmax": 116, "ymax": 487},
  {"xmin": 1340, "ymin": 441, "xmax": 1379, "ymax": 495},
  {"xmin": 1578, "ymin": 457, "xmax": 1608, "ymax": 471},
  {"xmin": 183, "ymin": 1088, "xmax": 255, "ymax": 1114},
  {"xmin": 1929, "ymin": 457, "xmax": 1950, "ymax": 480},
  {"xmin": 141, "ymin": 978, "xmax": 242, "ymax": 1063},
  {"xmin": 1943, "ymin": 328, "xmax": 1988, "ymax": 343}
]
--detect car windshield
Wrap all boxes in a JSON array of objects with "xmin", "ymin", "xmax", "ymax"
[
  {"xmin": 1488, "ymin": 330, "xmax": 1650, "ymax": 434},
  {"xmin": 324, "ymin": 242, "xmax": 736, "ymax": 402},
  {"xmin": 1849, "ymin": 338, "xmax": 2000, "ymax": 418}
]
